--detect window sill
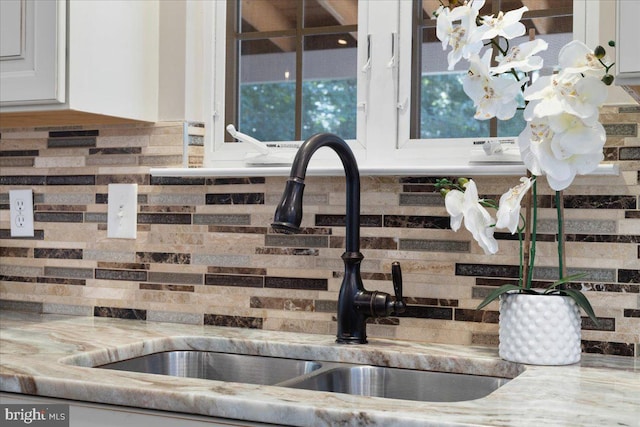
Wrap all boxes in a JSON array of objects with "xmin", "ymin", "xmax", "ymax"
[{"xmin": 150, "ymin": 162, "xmax": 618, "ymax": 178}]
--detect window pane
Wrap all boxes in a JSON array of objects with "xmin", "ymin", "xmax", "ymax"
[
  {"xmin": 302, "ymin": 33, "xmax": 357, "ymax": 140},
  {"xmin": 239, "ymin": 37, "xmax": 296, "ymax": 141},
  {"xmin": 415, "ymin": 0, "xmax": 573, "ymax": 139}
]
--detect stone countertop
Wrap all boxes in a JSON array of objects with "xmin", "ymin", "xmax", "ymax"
[{"xmin": 0, "ymin": 311, "xmax": 638, "ymax": 427}]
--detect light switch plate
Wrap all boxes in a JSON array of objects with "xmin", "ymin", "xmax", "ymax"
[
  {"xmin": 107, "ymin": 184, "xmax": 138, "ymax": 239},
  {"xmin": 9, "ymin": 189, "xmax": 35, "ymax": 237}
]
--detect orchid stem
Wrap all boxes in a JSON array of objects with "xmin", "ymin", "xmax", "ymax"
[
  {"xmin": 526, "ymin": 177, "xmax": 538, "ymax": 289},
  {"xmin": 556, "ymin": 190, "xmax": 566, "ymax": 288}
]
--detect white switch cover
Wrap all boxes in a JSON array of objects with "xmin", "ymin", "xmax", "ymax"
[
  {"xmin": 9, "ymin": 189, "xmax": 35, "ymax": 237},
  {"xmin": 107, "ymin": 184, "xmax": 138, "ymax": 239}
]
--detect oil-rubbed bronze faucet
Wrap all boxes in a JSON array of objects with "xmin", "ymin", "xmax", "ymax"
[{"xmin": 272, "ymin": 133, "xmax": 406, "ymax": 344}]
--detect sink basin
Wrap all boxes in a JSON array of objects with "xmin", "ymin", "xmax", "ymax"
[
  {"xmin": 284, "ymin": 365, "xmax": 510, "ymax": 402},
  {"xmin": 96, "ymin": 350, "xmax": 511, "ymax": 402},
  {"xmin": 98, "ymin": 351, "xmax": 322, "ymax": 386}
]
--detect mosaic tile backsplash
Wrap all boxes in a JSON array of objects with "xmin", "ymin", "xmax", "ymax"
[{"xmin": 1, "ymin": 106, "xmax": 639, "ymax": 357}]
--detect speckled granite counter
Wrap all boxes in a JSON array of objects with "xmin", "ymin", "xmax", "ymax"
[{"xmin": 1, "ymin": 311, "xmax": 638, "ymax": 426}]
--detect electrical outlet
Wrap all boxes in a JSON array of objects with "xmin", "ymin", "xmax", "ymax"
[
  {"xmin": 107, "ymin": 184, "xmax": 138, "ymax": 239},
  {"xmin": 9, "ymin": 189, "xmax": 35, "ymax": 237}
]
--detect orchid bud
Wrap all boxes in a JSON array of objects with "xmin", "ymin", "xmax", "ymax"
[
  {"xmin": 440, "ymin": 188, "xmax": 450, "ymax": 198},
  {"xmin": 601, "ymin": 74, "xmax": 614, "ymax": 86},
  {"xmin": 593, "ymin": 45, "xmax": 606, "ymax": 59},
  {"xmin": 457, "ymin": 177, "xmax": 469, "ymax": 188}
]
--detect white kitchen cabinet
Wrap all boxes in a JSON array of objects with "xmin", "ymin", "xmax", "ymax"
[
  {"xmin": 615, "ymin": 0, "xmax": 640, "ymax": 87},
  {"xmin": 0, "ymin": 0, "xmax": 160, "ymax": 127}
]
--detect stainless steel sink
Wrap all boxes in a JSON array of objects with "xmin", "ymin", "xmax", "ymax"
[
  {"xmin": 96, "ymin": 350, "xmax": 511, "ymax": 402},
  {"xmin": 98, "ymin": 351, "xmax": 322, "ymax": 385},
  {"xmin": 283, "ymin": 365, "xmax": 510, "ymax": 402}
]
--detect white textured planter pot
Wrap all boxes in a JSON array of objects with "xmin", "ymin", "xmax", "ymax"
[{"xmin": 499, "ymin": 293, "xmax": 582, "ymax": 365}]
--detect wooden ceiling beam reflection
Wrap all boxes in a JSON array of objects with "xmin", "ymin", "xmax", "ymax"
[{"xmin": 241, "ymin": 0, "xmax": 296, "ymax": 51}]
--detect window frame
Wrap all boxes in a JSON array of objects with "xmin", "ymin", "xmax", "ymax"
[{"xmin": 165, "ymin": 0, "xmax": 618, "ymax": 178}]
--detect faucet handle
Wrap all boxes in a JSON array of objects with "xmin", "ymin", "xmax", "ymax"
[{"xmin": 391, "ymin": 262, "xmax": 406, "ymax": 314}]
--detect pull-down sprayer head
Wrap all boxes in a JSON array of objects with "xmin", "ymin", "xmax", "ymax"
[{"xmin": 271, "ymin": 178, "xmax": 305, "ymax": 234}]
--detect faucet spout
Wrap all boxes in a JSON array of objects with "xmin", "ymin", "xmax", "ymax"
[{"xmin": 272, "ymin": 133, "xmax": 405, "ymax": 344}]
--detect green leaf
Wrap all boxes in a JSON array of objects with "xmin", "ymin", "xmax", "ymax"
[
  {"xmin": 476, "ymin": 284, "xmax": 523, "ymax": 310},
  {"xmin": 546, "ymin": 272, "xmax": 587, "ymax": 290},
  {"xmin": 558, "ymin": 288, "xmax": 600, "ymax": 326}
]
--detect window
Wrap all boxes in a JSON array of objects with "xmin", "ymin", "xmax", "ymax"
[{"xmin": 196, "ymin": 0, "xmax": 605, "ymax": 176}]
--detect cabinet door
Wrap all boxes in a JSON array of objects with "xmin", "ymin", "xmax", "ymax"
[
  {"xmin": 616, "ymin": 0, "xmax": 640, "ymax": 85},
  {"xmin": 0, "ymin": 0, "xmax": 65, "ymax": 105}
]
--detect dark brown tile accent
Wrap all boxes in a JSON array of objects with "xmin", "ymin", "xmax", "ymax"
[
  {"xmin": 34, "ymin": 212, "xmax": 84, "ymax": 223},
  {"xmin": 582, "ymin": 340, "xmax": 635, "ymax": 357},
  {"xmin": 36, "ymin": 204, "xmax": 87, "ymax": 212},
  {"xmin": 0, "ymin": 247, "xmax": 30, "ymax": 257},
  {"xmin": 0, "ymin": 275, "xmax": 37, "ymax": 283},
  {"xmin": 46, "ymin": 175, "xmax": 95, "ymax": 185},
  {"xmin": 96, "ymin": 174, "xmax": 150, "ymax": 185},
  {"xmin": 97, "ymin": 262, "xmax": 148, "ymax": 270},
  {"xmin": 34, "ymin": 248, "xmax": 83, "ymax": 259},
  {"xmin": 315, "ymin": 214, "xmax": 382, "ymax": 227},
  {"xmin": 0, "ymin": 175, "xmax": 46, "ymax": 185},
  {"xmin": 136, "ymin": 252, "xmax": 191, "ymax": 264},
  {"xmin": 624, "ymin": 309, "xmax": 640, "ymax": 317},
  {"xmin": 565, "ymin": 234, "xmax": 640, "ymax": 243},
  {"xmin": 250, "ymin": 296, "xmax": 314, "ymax": 311},
  {"xmin": 400, "ymin": 239, "xmax": 469, "ymax": 253},
  {"xmin": 208, "ymin": 266, "xmax": 267, "ymax": 275},
  {"xmin": 150, "ymin": 176, "xmax": 207, "ymax": 185},
  {"xmin": 141, "ymin": 205, "xmax": 195, "ymax": 213},
  {"xmin": 399, "ymin": 177, "xmax": 441, "ymax": 184},
  {"xmin": 205, "ymin": 193, "xmax": 264, "ymax": 205},
  {"xmin": 454, "ymin": 308, "xmax": 499, "ymax": 323},
  {"xmin": 0, "ymin": 229, "xmax": 45, "ymax": 240},
  {"xmin": 140, "ymin": 283, "xmax": 195, "ymax": 292},
  {"xmin": 256, "ymin": 247, "xmax": 320, "ymax": 256},
  {"xmin": 94, "ymin": 306, "xmax": 147, "ymax": 320},
  {"xmin": 265, "ymin": 234, "xmax": 329, "ymax": 248},
  {"xmin": 210, "ymin": 226, "xmax": 268, "ymax": 234},
  {"xmin": 625, "ymin": 211, "xmax": 640, "ymax": 219},
  {"xmin": 0, "ymin": 149, "xmax": 40, "ymax": 157},
  {"xmin": 618, "ymin": 269, "xmax": 640, "ymax": 283},
  {"xmin": 406, "ymin": 297, "xmax": 459, "ymax": 307},
  {"xmin": 265, "ymin": 276, "xmax": 327, "ymax": 290},
  {"xmin": 205, "ymin": 274, "xmax": 264, "ymax": 288},
  {"xmin": 581, "ymin": 317, "xmax": 615, "ymax": 331},
  {"xmin": 457, "ymin": 263, "xmax": 521, "ymax": 279},
  {"xmin": 206, "ymin": 177, "xmax": 265, "ymax": 185},
  {"xmin": 402, "ymin": 184, "xmax": 437, "ymax": 193},
  {"xmin": 603, "ymin": 147, "xmax": 618, "ymax": 161},
  {"xmin": 89, "ymin": 147, "xmax": 142, "ymax": 155},
  {"xmin": 37, "ymin": 277, "xmax": 86, "ymax": 286},
  {"xmin": 329, "ymin": 236, "xmax": 397, "ymax": 250},
  {"xmin": 137, "ymin": 213, "xmax": 192, "ymax": 224},
  {"xmin": 204, "ymin": 313, "xmax": 263, "ymax": 329},
  {"xmin": 95, "ymin": 269, "xmax": 148, "ymax": 282},
  {"xmin": 383, "ymin": 215, "xmax": 450, "ymax": 229},
  {"xmin": 561, "ymin": 195, "xmax": 637, "ymax": 209},
  {"xmin": 565, "ymin": 282, "xmax": 639, "ymax": 293},
  {"xmin": 194, "ymin": 214, "xmax": 251, "ymax": 225},
  {"xmin": 49, "ymin": 130, "xmax": 99, "ymax": 138},
  {"xmin": 398, "ymin": 306, "xmax": 453, "ymax": 320}
]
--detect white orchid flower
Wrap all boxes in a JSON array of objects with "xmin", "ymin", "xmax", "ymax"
[
  {"xmin": 492, "ymin": 39, "xmax": 548, "ymax": 74},
  {"xmin": 445, "ymin": 180, "xmax": 499, "ymax": 255},
  {"xmin": 476, "ymin": 6, "xmax": 528, "ymax": 41},
  {"xmin": 518, "ymin": 118, "xmax": 605, "ymax": 191},
  {"xmin": 523, "ymin": 72, "xmax": 607, "ymax": 121},
  {"xmin": 444, "ymin": 189, "xmax": 465, "ymax": 232},
  {"xmin": 463, "ymin": 52, "xmax": 521, "ymax": 120},
  {"xmin": 495, "ymin": 177, "xmax": 533, "ymax": 234},
  {"xmin": 558, "ymin": 40, "xmax": 605, "ymax": 77},
  {"xmin": 436, "ymin": 3, "xmax": 484, "ymax": 70}
]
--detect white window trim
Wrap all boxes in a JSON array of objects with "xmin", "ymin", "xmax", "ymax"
[{"xmin": 151, "ymin": 0, "xmax": 618, "ymax": 178}]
